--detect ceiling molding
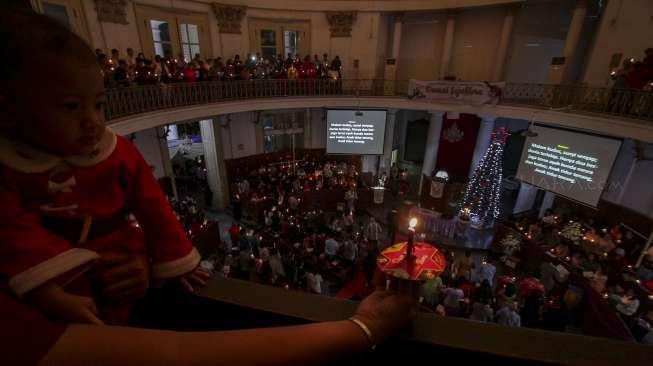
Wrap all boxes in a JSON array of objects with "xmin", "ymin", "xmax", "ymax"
[{"xmin": 184, "ymin": 0, "xmax": 524, "ymax": 12}]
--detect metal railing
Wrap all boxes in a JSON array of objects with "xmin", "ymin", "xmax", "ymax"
[
  {"xmin": 502, "ymin": 83, "xmax": 653, "ymax": 120},
  {"xmin": 105, "ymin": 79, "xmax": 653, "ymax": 122}
]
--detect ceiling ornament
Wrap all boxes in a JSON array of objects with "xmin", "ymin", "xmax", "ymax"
[
  {"xmin": 326, "ymin": 11, "xmax": 357, "ymax": 37},
  {"xmin": 211, "ymin": 3, "xmax": 247, "ymax": 34},
  {"xmin": 95, "ymin": 0, "xmax": 128, "ymax": 25}
]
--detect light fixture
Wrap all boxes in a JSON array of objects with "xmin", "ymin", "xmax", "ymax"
[{"xmin": 409, "ymin": 217, "xmax": 418, "ymax": 230}]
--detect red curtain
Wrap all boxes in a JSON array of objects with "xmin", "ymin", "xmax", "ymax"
[{"xmin": 434, "ymin": 113, "xmax": 481, "ymax": 182}]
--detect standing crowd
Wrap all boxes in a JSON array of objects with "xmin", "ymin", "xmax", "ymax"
[{"xmin": 96, "ymin": 48, "xmax": 345, "ymax": 88}]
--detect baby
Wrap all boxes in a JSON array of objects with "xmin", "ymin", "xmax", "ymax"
[{"xmin": 0, "ymin": 9, "xmax": 207, "ymax": 324}]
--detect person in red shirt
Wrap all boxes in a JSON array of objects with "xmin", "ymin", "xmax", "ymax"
[
  {"xmin": 229, "ymin": 222, "xmax": 241, "ymax": 246},
  {"xmin": 0, "ymin": 9, "xmax": 207, "ymax": 325}
]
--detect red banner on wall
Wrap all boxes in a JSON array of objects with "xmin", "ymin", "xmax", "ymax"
[{"xmin": 434, "ymin": 113, "xmax": 481, "ymax": 182}]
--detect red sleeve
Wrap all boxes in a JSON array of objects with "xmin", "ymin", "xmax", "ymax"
[
  {"xmin": 0, "ymin": 174, "xmax": 99, "ymax": 298},
  {"xmin": 118, "ymin": 138, "xmax": 199, "ymax": 279},
  {"xmin": 0, "ymin": 290, "xmax": 66, "ymax": 366}
]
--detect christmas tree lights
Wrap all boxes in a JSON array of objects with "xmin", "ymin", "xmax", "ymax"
[{"xmin": 459, "ymin": 127, "xmax": 510, "ymax": 227}]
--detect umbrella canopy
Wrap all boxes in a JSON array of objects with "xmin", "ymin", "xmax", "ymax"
[
  {"xmin": 519, "ymin": 277, "xmax": 545, "ymax": 298},
  {"xmin": 377, "ymin": 242, "xmax": 446, "ymax": 281}
]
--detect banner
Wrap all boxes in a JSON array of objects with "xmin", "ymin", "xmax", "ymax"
[{"xmin": 407, "ymin": 79, "xmax": 504, "ymax": 105}]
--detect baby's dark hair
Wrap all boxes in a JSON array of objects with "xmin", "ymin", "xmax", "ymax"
[{"xmin": 0, "ymin": 7, "xmax": 96, "ymax": 84}]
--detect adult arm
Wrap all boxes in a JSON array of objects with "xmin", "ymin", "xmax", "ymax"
[{"xmin": 41, "ymin": 290, "xmax": 416, "ymax": 366}]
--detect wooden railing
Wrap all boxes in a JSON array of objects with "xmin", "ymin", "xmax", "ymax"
[{"xmin": 104, "ymin": 80, "xmax": 653, "ymax": 122}]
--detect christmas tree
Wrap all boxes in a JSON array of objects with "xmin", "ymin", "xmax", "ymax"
[{"xmin": 459, "ymin": 128, "xmax": 510, "ymax": 227}]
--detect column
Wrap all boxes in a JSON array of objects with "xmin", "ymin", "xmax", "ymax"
[
  {"xmin": 468, "ymin": 116, "xmax": 497, "ymax": 178},
  {"xmin": 547, "ymin": 0, "xmax": 588, "ymax": 83},
  {"xmin": 439, "ymin": 11, "xmax": 456, "ymax": 79},
  {"xmin": 513, "ymin": 182, "xmax": 538, "ymax": 214},
  {"xmin": 538, "ymin": 191, "xmax": 556, "ymax": 218},
  {"xmin": 157, "ymin": 126, "xmax": 178, "ymax": 199},
  {"xmin": 200, "ymin": 118, "xmax": 229, "ymax": 209},
  {"xmin": 166, "ymin": 124, "xmax": 179, "ymax": 140},
  {"xmin": 361, "ymin": 155, "xmax": 379, "ymax": 176},
  {"xmin": 303, "ymin": 108, "xmax": 312, "ymax": 149},
  {"xmin": 491, "ymin": 5, "xmax": 517, "ymax": 81},
  {"xmin": 391, "ymin": 16, "xmax": 403, "ymax": 59},
  {"xmin": 380, "ymin": 109, "xmax": 397, "ymax": 172},
  {"xmin": 254, "ymin": 112, "xmax": 264, "ymax": 154},
  {"xmin": 420, "ymin": 111, "xmax": 445, "ymax": 192}
]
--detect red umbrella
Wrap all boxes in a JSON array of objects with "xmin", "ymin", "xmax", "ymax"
[
  {"xmin": 377, "ymin": 242, "xmax": 446, "ymax": 281},
  {"xmin": 497, "ymin": 275, "xmax": 517, "ymax": 288}
]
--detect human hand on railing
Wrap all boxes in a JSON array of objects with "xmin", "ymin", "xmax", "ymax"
[
  {"xmin": 28, "ymin": 282, "xmax": 104, "ymax": 325},
  {"xmin": 174, "ymin": 265, "xmax": 211, "ymax": 293},
  {"xmin": 351, "ymin": 289, "xmax": 418, "ymax": 346}
]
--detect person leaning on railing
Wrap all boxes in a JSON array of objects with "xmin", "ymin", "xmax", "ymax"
[{"xmin": 1, "ymin": 284, "xmax": 417, "ymax": 365}]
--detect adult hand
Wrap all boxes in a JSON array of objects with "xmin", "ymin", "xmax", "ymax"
[
  {"xmin": 28, "ymin": 282, "xmax": 104, "ymax": 325},
  {"xmin": 175, "ymin": 266, "xmax": 211, "ymax": 293},
  {"xmin": 352, "ymin": 289, "xmax": 418, "ymax": 345},
  {"xmin": 98, "ymin": 252, "xmax": 150, "ymax": 304}
]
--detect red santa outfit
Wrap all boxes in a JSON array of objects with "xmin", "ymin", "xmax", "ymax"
[{"xmin": 0, "ymin": 129, "xmax": 199, "ymax": 311}]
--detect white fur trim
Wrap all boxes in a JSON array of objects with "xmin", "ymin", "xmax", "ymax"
[
  {"xmin": 9, "ymin": 248, "xmax": 100, "ymax": 298},
  {"xmin": 0, "ymin": 128, "xmax": 116, "ymax": 173},
  {"xmin": 152, "ymin": 247, "xmax": 201, "ymax": 279}
]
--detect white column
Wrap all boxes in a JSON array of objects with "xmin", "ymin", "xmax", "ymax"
[
  {"xmin": 491, "ymin": 5, "xmax": 516, "ymax": 81},
  {"xmin": 157, "ymin": 126, "xmax": 178, "ymax": 199},
  {"xmin": 419, "ymin": 111, "xmax": 445, "ymax": 193},
  {"xmin": 439, "ymin": 11, "xmax": 456, "ymax": 79},
  {"xmin": 514, "ymin": 182, "xmax": 538, "ymax": 214},
  {"xmin": 422, "ymin": 111, "xmax": 445, "ymax": 179},
  {"xmin": 303, "ymin": 108, "xmax": 312, "ymax": 149},
  {"xmin": 548, "ymin": 0, "xmax": 588, "ymax": 83},
  {"xmin": 200, "ymin": 118, "xmax": 228, "ymax": 209},
  {"xmin": 563, "ymin": 0, "xmax": 588, "ymax": 64},
  {"xmin": 254, "ymin": 112, "xmax": 264, "ymax": 154},
  {"xmin": 468, "ymin": 116, "xmax": 497, "ymax": 178},
  {"xmin": 361, "ymin": 156, "xmax": 379, "ymax": 176},
  {"xmin": 166, "ymin": 124, "xmax": 179, "ymax": 140},
  {"xmin": 380, "ymin": 109, "xmax": 397, "ymax": 172},
  {"xmin": 391, "ymin": 17, "xmax": 403, "ymax": 59},
  {"xmin": 538, "ymin": 191, "xmax": 556, "ymax": 218}
]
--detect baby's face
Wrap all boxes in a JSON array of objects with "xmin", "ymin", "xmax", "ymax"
[{"xmin": 10, "ymin": 57, "xmax": 106, "ymax": 156}]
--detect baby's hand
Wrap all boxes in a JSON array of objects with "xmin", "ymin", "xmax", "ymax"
[
  {"xmin": 27, "ymin": 282, "xmax": 104, "ymax": 325},
  {"xmin": 174, "ymin": 266, "xmax": 210, "ymax": 293}
]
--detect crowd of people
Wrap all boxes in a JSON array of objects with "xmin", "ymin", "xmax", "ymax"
[
  {"xmin": 162, "ymin": 152, "xmax": 652, "ymax": 344},
  {"xmin": 96, "ymin": 48, "xmax": 345, "ymax": 88},
  {"xmin": 207, "ymin": 159, "xmax": 394, "ymax": 296},
  {"xmin": 175, "ymin": 156, "xmax": 412, "ymax": 295},
  {"xmin": 610, "ymin": 48, "xmax": 653, "ymax": 90},
  {"xmin": 491, "ymin": 210, "xmax": 653, "ymax": 344}
]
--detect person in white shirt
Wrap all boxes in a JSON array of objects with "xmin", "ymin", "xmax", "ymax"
[
  {"xmin": 342, "ymin": 237, "xmax": 358, "ymax": 262},
  {"xmin": 268, "ymin": 248, "xmax": 285, "ymax": 280},
  {"xmin": 365, "ymin": 217, "xmax": 383, "ymax": 247},
  {"xmin": 306, "ymin": 270, "xmax": 323, "ymax": 295},
  {"xmin": 442, "ymin": 282, "xmax": 465, "ymax": 315},
  {"xmin": 324, "ymin": 236, "xmax": 340, "ymax": 258},
  {"xmin": 496, "ymin": 302, "xmax": 521, "ymax": 327},
  {"xmin": 615, "ymin": 288, "xmax": 640, "ymax": 317},
  {"xmin": 474, "ymin": 260, "xmax": 496, "ymax": 285}
]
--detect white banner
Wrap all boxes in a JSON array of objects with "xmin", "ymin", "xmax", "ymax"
[{"xmin": 408, "ymin": 79, "xmax": 504, "ymax": 105}]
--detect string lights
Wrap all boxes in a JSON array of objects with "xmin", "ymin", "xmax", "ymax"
[{"xmin": 459, "ymin": 127, "xmax": 510, "ymax": 227}]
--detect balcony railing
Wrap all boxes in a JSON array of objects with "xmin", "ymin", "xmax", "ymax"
[
  {"xmin": 105, "ymin": 80, "xmax": 653, "ymax": 122},
  {"xmin": 152, "ymin": 276, "xmax": 652, "ymax": 366}
]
